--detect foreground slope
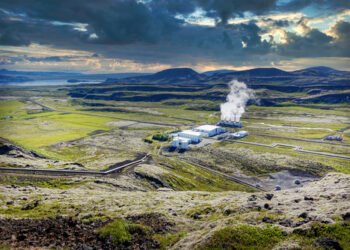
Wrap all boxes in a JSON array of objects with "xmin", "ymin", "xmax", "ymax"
[{"xmin": 0, "ymin": 172, "xmax": 349, "ymax": 249}]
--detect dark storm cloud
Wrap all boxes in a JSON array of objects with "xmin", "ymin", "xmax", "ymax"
[
  {"xmin": 0, "ymin": 0, "xmax": 273, "ymax": 61},
  {"xmin": 0, "ymin": 0, "xmax": 349, "ymax": 70},
  {"xmin": 281, "ymin": 0, "xmax": 350, "ymax": 12},
  {"xmin": 332, "ymin": 21, "xmax": 350, "ymax": 56},
  {"xmin": 0, "ymin": 8, "xmax": 88, "ymax": 47},
  {"xmin": 149, "ymin": 0, "xmax": 197, "ymax": 15},
  {"xmin": 0, "ymin": 12, "xmax": 30, "ymax": 46},
  {"xmin": 196, "ymin": 0, "xmax": 278, "ymax": 24},
  {"xmin": 0, "ymin": 22, "xmax": 85, "ymax": 50},
  {"xmin": 236, "ymin": 22, "xmax": 272, "ymax": 54},
  {"xmin": 277, "ymin": 21, "xmax": 350, "ymax": 57},
  {"xmin": 0, "ymin": 0, "xmax": 279, "ymax": 27},
  {"xmin": 262, "ymin": 18, "xmax": 292, "ymax": 28},
  {"xmin": 0, "ymin": 29, "xmax": 29, "ymax": 46},
  {"xmin": 0, "ymin": 0, "xmax": 183, "ymax": 45},
  {"xmin": 277, "ymin": 29, "xmax": 333, "ymax": 57}
]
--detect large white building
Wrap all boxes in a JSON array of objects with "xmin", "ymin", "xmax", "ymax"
[
  {"xmin": 177, "ymin": 130, "xmax": 202, "ymax": 143},
  {"xmin": 194, "ymin": 125, "xmax": 226, "ymax": 137}
]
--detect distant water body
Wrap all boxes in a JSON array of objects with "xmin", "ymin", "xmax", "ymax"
[{"xmin": 1, "ymin": 79, "xmax": 103, "ymax": 86}]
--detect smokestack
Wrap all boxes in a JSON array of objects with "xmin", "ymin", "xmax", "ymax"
[{"xmin": 220, "ymin": 79, "xmax": 254, "ymax": 122}]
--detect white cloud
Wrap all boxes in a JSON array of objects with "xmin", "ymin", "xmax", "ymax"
[{"xmin": 88, "ymin": 33, "xmax": 98, "ymax": 40}]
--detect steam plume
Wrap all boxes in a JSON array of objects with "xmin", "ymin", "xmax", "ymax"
[{"xmin": 220, "ymin": 80, "xmax": 254, "ymax": 122}]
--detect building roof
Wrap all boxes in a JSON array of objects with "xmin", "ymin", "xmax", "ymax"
[
  {"xmin": 195, "ymin": 125, "xmax": 222, "ymax": 132},
  {"xmin": 179, "ymin": 130, "xmax": 202, "ymax": 137},
  {"xmin": 174, "ymin": 137, "xmax": 191, "ymax": 143}
]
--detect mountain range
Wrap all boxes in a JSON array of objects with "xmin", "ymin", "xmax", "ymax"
[
  {"xmin": 108, "ymin": 66, "xmax": 350, "ymax": 85},
  {"xmin": 1, "ymin": 66, "xmax": 349, "ymax": 85}
]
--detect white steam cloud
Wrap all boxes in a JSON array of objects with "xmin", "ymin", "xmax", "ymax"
[{"xmin": 220, "ymin": 80, "xmax": 255, "ymax": 122}]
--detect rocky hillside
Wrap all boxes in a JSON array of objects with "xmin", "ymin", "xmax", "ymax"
[{"xmin": 0, "ymin": 172, "xmax": 349, "ymax": 249}]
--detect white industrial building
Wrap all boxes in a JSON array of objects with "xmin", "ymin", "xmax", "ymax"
[
  {"xmin": 169, "ymin": 124, "xmax": 227, "ymax": 150},
  {"xmin": 177, "ymin": 130, "xmax": 202, "ymax": 143},
  {"xmin": 194, "ymin": 125, "xmax": 226, "ymax": 137},
  {"xmin": 171, "ymin": 137, "xmax": 190, "ymax": 150}
]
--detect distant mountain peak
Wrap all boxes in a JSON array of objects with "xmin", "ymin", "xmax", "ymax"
[
  {"xmin": 146, "ymin": 67, "xmax": 203, "ymax": 83},
  {"xmin": 293, "ymin": 66, "xmax": 349, "ymax": 77},
  {"xmin": 225, "ymin": 67, "xmax": 292, "ymax": 77},
  {"xmin": 152, "ymin": 68, "xmax": 199, "ymax": 78}
]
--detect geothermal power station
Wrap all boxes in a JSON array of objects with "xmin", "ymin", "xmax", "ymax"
[
  {"xmin": 170, "ymin": 80, "xmax": 252, "ymax": 150},
  {"xmin": 170, "ymin": 125, "xmax": 248, "ymax": 150}
]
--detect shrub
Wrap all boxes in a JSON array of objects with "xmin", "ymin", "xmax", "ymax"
[
  {"xmin": 152, "ymin": 133, "xmax": 169, "ymax": 142},
  {"xmin": 293, "ymin": 222, "xmax": 350, "ymax": 249},
  {"xmin": 144, "ymin": 138, "xmax": 153, "ymax": 144},
  {"xmin": 98, "ymin": 219, "xmax": 132, "ymax": 244},
  {"xmin": 97, "ymin": 219, "xmax": 153, "ymax": 244}
]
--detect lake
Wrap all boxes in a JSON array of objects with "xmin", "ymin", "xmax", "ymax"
[{"xmin": 1, "ymin": 79, "xmax": 104, "ymax": 86}]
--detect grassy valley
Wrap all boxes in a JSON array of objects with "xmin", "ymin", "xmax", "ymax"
[{"xmin": 0, "ymin": 67, "xmax": 349, "ymax": 249}]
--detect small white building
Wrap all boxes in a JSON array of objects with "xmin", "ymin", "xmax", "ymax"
[
  {"xmin": 171, "ymin": 137, "xmax": 190, "ymax": 150},
  {"xmin": 178, "ymin": 130, "xmax": 202, "ymax": 143},
  {"xmin": 231, "ymin": 131, "xmax": 249, "ymax": 139},
  {"xmin": 194, "ymin": 125, "xmax": 226, "ymax": 137}
]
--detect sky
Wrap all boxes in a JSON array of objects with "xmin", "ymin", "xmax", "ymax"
[{"xmin": 0, "ymin": 0, "xmax": 349, "ymax": 73}]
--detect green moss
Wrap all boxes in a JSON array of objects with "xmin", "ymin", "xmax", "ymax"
[
  {"xmin": 0, "ymin": 244, "xmax": 11, "ymax": 250},
  {"xmin": 249, "ymin": 211, "xmax": 285, "ymax": 222},
  {"xmin": 0, "ymin": 201, "xmax": 69, "ymax": 219},
  {"xmin": 98, "ymin": 219, "xmax": 132, "ymax": 244},
  {"xmin": 185, "ymin": 204, "xmax": 219, "ymax": 220},
  {"xmin": 293, "ymin": 222, "xmax": 350, "ymax": 249},
  {"xmin": 201, "ymin": 224, "xmax": 286, "ymax": 250},
  {"xmin": 0, "ymin": 175, "xmax": 86, "ymax": 189},
  {"xmin": 154, "ymin": 232, "xmax": 187, "ymax": 250},
  {"xmin": 98, "ymin": 219, "xmax": 152, "ymax": 244}
]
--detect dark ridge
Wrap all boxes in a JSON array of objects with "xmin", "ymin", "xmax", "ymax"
[
  {"xmin": 292, "ymin": 66, "xmax": 350, "ymax": 77},
  {"xmin": 228, "ymin": 67, "xmax": 293, "ymax": 77},
  {"xmin": 151, "ymin": 68, "xmax": 200, "ymax": 79}
]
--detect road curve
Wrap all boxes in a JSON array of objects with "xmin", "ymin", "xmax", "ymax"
[
  {"xmin": 183, "ymin": 160, "xmax": 266, "ymax": 192},
  {"xmin": 0, "ymin": 154, "xmax": 150, "ymax": 176}
]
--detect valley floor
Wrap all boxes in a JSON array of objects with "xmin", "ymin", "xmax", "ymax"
[{"xmin": 0, "ymin": 84, "xmax": 349, "ymax": 249}]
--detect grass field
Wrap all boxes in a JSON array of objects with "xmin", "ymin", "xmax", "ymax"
[
  {"xmin": 0, "ymin": 100, "xmax": 116, "ymax": 153},
  {"xmin": 221, "ymin": 141, "xmax": 350, "ymax": 174},
  {"xmin": 0, "ymin": 86, "xmax": 349, "ymax": 175},
  {"xmin": 0, "ymin": 100, "xmax": 28, "ymax": 117}
]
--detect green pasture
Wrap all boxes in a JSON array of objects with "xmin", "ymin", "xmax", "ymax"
[
  {"xmin": 0, "ymin": 100, "xmax": 116, "ymax": 152},
  {"xmin": 221, "ymin": 141, "xmax": 350, "ymax": 174},
  {"xmin": 242, "ymin": 135, "xmax": 350, "ymax": 155}
]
